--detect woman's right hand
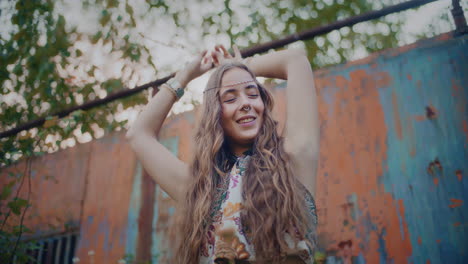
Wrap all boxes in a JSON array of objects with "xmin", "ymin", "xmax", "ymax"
[{"xmin": 175, "ymin": 50, "xmax": 214, "ymax": 87}]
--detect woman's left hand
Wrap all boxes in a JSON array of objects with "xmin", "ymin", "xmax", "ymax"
[{"xmin": 211, "ymin": 44, "xmax": 243, "ymax": 67}]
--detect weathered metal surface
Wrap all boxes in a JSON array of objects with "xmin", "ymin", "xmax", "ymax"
[
  {"xmin": 73, "ymin": 133, "xmax": 136, "ymax": 263},
  {"xmin": 1, "ymin": 33, "xmax": 466, "ymax": 264},
  {"xmin": 308, "ymin": 33, "xmax": 466, "ymax": 263},
  {"xmin": 152, "ymin": 33, "xmax": 467, "ymax": 263},
  {"xmin": 0, "ymin": 143, "xmax": 90, "ymax": 235}
]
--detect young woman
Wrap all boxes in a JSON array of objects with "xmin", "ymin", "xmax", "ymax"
[{"xmin": 126, "ymin": 45, "xmax": 320, "ymax": 264}]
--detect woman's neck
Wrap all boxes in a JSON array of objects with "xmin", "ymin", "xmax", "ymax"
[{"xmin": 229, "ymin": 142, "xmax": 253, "ymax": 157}]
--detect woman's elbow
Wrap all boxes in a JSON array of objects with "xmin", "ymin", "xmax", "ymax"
[
  {"xmin": 125, "ymin": 127, "xmax": 155, "ymax": 146},
  {"xmin": 125, "ymin": 126, "xmax": 137, "ymax": 142}
]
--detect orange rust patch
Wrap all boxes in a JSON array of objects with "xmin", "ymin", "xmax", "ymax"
[
  {"xmin": 451, "ymin": 79, "xmax": 461, "ymax": 93},
  {"xmin": 433, "ymin": 178, "xmax": 439, "ymax": 186},
  {"xmin": 418, "ymin": 236, "xmax": 422, "ymax": 245},
  {"xmin": 455, "ymin": 170, "xmax": 463, "ymax": 181},
  {"xmin": 407, "ymin": 74, "xmax": 412, "ymax": 80},
  {"xmin": 426, "ymin": 260, "xmax": 431, "ymax": 264},
  {"xmin": 453, "ymin": 222, "xmax": 461, "ymax": 227},
  {"xmin": 335, "ymin": 75, "xmax": 348, "ymax": 89},
  {"xmin": 463, "ymin": 120, "xmax": 468, "ymax": 145},
  {"xmin": 436, "ymin": 239, "xmax": 441, "ymax": 244},
  {"xmin": 449, "ymin": 198, "xmax": 463, "ymax": 208},
  {"xmin": 316, "ymin": 69, "xmax": 411, "ymax": 263},
  {"xmin": 414, "ymin": 115, "xmax": 426, "ymax": 122}
]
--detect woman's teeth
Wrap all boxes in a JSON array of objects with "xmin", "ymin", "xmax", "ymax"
[{"xmin": 238, "ymin": 117, "xmax": 254, "ymax": 124}]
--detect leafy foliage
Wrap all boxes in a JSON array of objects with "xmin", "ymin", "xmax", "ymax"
[
  {"xmin": 1, "ymin": 0, "xmax": 154, "ymax": 167},
  {"xmin": 0, "ymin": 161, "xmax": 35, "ymax": 264},
  {"xmin": 0, "ymin": 0, "xmax": 454, "ymax": 167}
]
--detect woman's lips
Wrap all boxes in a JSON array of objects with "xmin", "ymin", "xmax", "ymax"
[{"xmin": 237, "ymin": 117, "xmax": 256, "ymax": 127}]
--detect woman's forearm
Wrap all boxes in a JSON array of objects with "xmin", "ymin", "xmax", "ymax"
[
  {"xmin": 126, "ymin": 87, "xmax": 176, "ymax": 139},
  {"xmin": 246, "ymin": 49, "xmax": 307, "ymax": 80},
  {"xmin": 126, "ymin": 51, "xmax": 211, "ymax": 139},
  {"xmin": 126, "ymin": 73, "xmax": 190, "ymax": 139}
]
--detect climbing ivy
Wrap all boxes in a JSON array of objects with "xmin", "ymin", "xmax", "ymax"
[{"xmin": 0, "ymin": 159, "xmax": 35, "ymax": 264}]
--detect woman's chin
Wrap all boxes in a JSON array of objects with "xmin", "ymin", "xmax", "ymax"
[{"xmin": 231, "ymin": 134, "xmax": 258, "ymax": 146}]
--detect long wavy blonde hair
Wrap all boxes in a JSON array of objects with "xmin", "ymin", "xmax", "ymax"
[{"xmin": 171, "ymin": 63, "xmax": 315, "ymax": 263}]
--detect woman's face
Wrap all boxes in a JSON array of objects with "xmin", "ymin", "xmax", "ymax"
[{"xmin": 219, "ymin": 67, "xmax": 265, "ymax": 150}]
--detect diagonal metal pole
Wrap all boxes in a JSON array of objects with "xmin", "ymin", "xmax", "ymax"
[
  {"xmin": 0, "ymin": 0, "xmax": 441, "ymax": 139},
  {"xmin": 241, "ymin": 0, "xmax": 440, "ymax": 57}
]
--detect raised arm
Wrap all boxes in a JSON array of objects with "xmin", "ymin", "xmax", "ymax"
[
  {"xmin": 126, "ymin": 52, "xmax": 213, "ymax": 202},
  {"xmin": 213, "ymin": 46, "xmax": 320, "ymax": 195}
]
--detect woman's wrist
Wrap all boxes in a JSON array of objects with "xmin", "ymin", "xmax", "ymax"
[{"xmin": 174, "ymin": 71, "xmax": 191, "ymax": 88}]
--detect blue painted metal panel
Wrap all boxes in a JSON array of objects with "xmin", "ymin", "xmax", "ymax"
[{"xmin": 377, "ymin": 36, "xmax": 468, "ymax": 263}]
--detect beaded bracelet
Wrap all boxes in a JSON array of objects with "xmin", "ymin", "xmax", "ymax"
[{"xmin": 162, "ymin": 78, "xmax": 185, "ymax": 101}]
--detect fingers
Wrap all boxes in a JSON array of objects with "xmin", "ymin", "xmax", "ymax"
[
  {"xmin": 206, "ymin": 44, "xmax": 242, "ymax": 67},
  {"xmin": 201, "ymin": 50, "xmax": 210, "ymax": 64},
  {"xmin": 216, "ymin": 45, "xmax": 231, "ymax": 58},
  {"xmin": 232, "ymin": 45, "xmax": 242, "ymax": 59},
  {"xmin": 200, "ymin": 49, "xmax": 208, "ymax": 58},
  {"xmin": 211, "ymin": 50, "xmax": 224, "ymax": 66},
  {"xmin": 202, "ymin": 51, "xmax": 211, "ymax": 64}
]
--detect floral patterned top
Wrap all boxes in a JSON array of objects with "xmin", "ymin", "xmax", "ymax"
[{"xmin": 199, "ymin": 153, "xmax": 317, "ymax": 264}]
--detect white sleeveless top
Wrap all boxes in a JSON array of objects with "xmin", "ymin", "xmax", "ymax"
[{"xmin": 199, "ymin": 154, "xmax": 317, "ymax": 263}]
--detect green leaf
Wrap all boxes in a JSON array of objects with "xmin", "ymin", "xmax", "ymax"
[
  {"xmin": 91, "ymin": 31, "xmax": 103, "ymax": 44},
  {"xmin": 13, "ymin": 63, "xmax": 23, "ymax": 75},
  {"xmin": 107, "ymin": 0, "xmax": 119, "ymax": 8},
  {"xmin": 100, "ymin": 10, "xmax": 111, "ymax": 26},
  {"xmin": 0, "ymin": 181, "xmax": 16, "ymax": 200},
  {"xmin": 125, "ymin": 3, "xmax": 134, "ymax": 16},
  {"xmin": 8, "ymin": 198, "xmax": 29, "ymax": 215},
  {"xmin": 43, "ymin": 116, "xmax": 59, "ymax": 128},
  {"xmin": 102, "ymin": 79, "xmax": 123, "ymax": 93}
]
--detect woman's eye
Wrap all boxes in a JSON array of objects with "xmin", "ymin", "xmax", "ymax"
[
  {"xmin": 248, "ymin": 94, "xmax": 259, "ymax": 98},
  {"xmin": 224, "ymin": 98, "xmax": 235, "ymax": 103}
]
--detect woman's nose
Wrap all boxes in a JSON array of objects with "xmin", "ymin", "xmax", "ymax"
[{"xmin": 238, "ymin": 95, "xmax": 251, "ymax": 111}]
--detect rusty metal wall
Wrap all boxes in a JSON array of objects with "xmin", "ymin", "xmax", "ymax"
[
  {"xmin": 149, "ymin": 33, "xmax": 468, "ymax": 263},
  {"xmin": 309, "ymin": 33, "xmax": 467, "ymax": 264},
  {"xmin": 0, "ymin": 132, "xmax": 138, "ymax": 263},
  {"xmin": 1, "ymin": 33, "xmax": 466, "ymax": 264}
]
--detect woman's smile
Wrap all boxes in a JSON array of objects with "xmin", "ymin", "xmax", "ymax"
[{"xmin": 237, "ymin": 115, "xmax": 256, "ymax": 126}]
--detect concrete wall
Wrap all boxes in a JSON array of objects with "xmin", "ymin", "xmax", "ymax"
[{"xmin": 1, "ymin": 32, "xmax": 466, "ymax": 264}]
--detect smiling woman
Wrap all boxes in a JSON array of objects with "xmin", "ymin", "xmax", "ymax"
[
  {"xmin": 219, "ymin": 68, "xmax": 265, "ymax": 155},
  {"xmin": 126, "ymin": 45, "xmax": 319, "ymax": 264}
]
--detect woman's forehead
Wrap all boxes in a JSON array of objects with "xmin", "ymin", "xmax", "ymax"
[{"xmin": 220, "ymin": 68, "xmax": 254, "ymax": 88}]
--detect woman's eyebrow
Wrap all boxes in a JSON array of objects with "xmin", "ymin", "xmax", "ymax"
[
  {"xmin": 245, "ymin": 84, "xmax": 258, "ymax": 89},
  {"xmin": 220, "ymin": 88, "xmax": 237, "ymax": 97},
  {"xmin": 220, "ymin": 83, "xmax": 257, "ymax": 97}
]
